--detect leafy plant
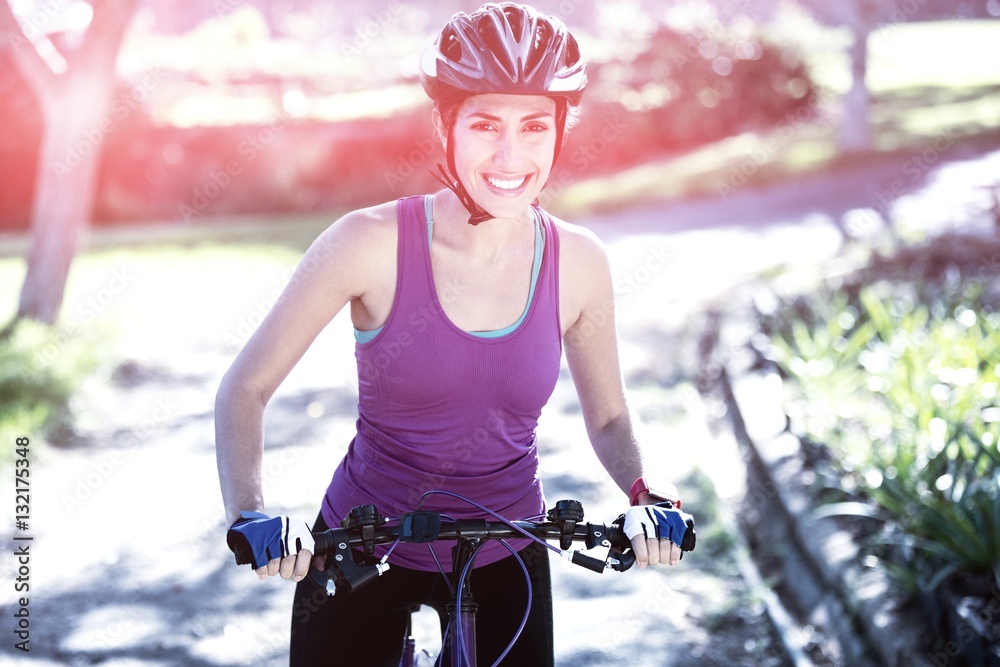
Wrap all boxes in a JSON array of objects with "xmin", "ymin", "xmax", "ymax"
[
  {"xmin": 761, "ymin": 275, "xmax": 1000, "ymax": 591},
  {"xmin": 0, "ymin": 320, "xmax": 97, "ymax": 459}
]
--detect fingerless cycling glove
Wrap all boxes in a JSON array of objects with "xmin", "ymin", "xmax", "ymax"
[
  {"xmin": 226, "ymin": 511, "xmax": 315, "ymax": 569},
  {"xmin": 623, "ymin": 503, "xmax": 697, "ymax": 552}
]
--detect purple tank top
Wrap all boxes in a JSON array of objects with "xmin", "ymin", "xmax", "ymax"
[{"xmin": 321, "ymin": 195, "xmax": 562, "ymax": 570}]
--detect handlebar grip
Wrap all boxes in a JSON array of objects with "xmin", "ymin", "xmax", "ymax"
[
  {"xmin": 312, "ymin": 529, "xmax": 339, "ymax": 557},
  {"xmin": 603, "ymin": 520, "xmax": 630, "ymax": 550}
]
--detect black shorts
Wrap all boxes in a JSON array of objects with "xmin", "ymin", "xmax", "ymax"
[{"xmin": 290, "ymin": 513, "xmax": 554, "ymax": 666}]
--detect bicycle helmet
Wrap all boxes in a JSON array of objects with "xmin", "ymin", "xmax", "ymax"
[{"xmin": 420, "ymin": 2, "xmax": 588, "ymax": 224}]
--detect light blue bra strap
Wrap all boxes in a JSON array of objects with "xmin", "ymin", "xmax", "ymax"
[
  {"xmin": 425, "ymin": 194, "xmax": 435, "ymax": 247},
  {"xmin": 354, "ymin": 324, "xmax": 380, "ymax": 344}
]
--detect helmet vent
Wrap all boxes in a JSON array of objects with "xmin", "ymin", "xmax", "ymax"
[
  {"xmin": 441, "ymin": 28, "xmax": 463, "ymax": 63},
  {"xmin": 479, "ymin": 11, "xmax": 516, "ymax": 81},
  {"xmin": 524, "ymin": 21, "xmax": 551, "ymax": 80},
  {"xmin": 504, "ymin": 4, "xmax": 524, "ymax": 39}
]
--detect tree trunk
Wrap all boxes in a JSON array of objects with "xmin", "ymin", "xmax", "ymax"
[
  {"xmin": 17, "ymin": 77, "xmax": 111, "ymax": 323},
  {"xmin": 1, "ymin": 0, "xmax": 137, "ymax": 326},
  {"xmin": 838, "ymin": 26, "xmax": 872, "ymax": 153}
]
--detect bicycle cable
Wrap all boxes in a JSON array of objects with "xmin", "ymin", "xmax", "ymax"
[
  {"xmin": 416, "ymin": 489, "xmax": 564, "ymax": 557},
  {"xmin": 417, "ymin": 490, "xmax": 543, "ymax": 667}
]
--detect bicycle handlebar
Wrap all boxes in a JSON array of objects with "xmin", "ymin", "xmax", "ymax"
[{"xmin": 311, "ymin": 499, "xmax": 639, "ymax": 593}]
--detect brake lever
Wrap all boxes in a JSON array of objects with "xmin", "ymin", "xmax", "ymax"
[
  {"xmin": 312, "ymin": 528, "xmax": 389, "ymax": 595},
  {"xmin": 608, "ymin": 546, "xmax": 636, "ymax": 572}
]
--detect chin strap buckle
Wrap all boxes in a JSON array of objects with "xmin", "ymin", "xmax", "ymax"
[{"xmin": 429, "ymin": 163, "xmax": 493, "ymax": 225}]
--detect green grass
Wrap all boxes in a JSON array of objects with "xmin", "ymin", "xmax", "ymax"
[
  {"xmin": 866, "ymin": 21, "xmax": 1000, "ymax": 94},
  {"xmin": 796, "ymin": 19, "xmax": 1000, "ymax": 95},
  {"xmin": 550, "ymin": 121, "xmax": 838, "ymax": 219},
  {"xmin": 0, "ymin": 213, "xmax": 336, "ymax": 261},
  {"xmin": 550, "ymin": 107, "xmax": 999, "ymax": 221}
]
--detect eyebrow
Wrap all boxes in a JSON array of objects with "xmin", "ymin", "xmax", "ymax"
[{"xmin": 466, "ymin": 111, "xmax": 554, "ymax": 122}]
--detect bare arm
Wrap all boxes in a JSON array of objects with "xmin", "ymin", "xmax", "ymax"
[
  {"xmin": 560, "ymin": 225, "xmax": 681, "ymax": 567},
  {"xmin": 560, "ymin": 228, "xmax": 645, "ymax": 498},
  {"xmin": 215, "ymin": 204, "xmax": 394, "ymax": 527}
]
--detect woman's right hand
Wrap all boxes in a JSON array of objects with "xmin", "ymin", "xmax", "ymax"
[
  {"xmin": 227, "ymin": 511, "xmax": 318, "ymax": 582},
  {"xmin": 256, "ymin": 551, "xmax": 317, "ymax": 583}
]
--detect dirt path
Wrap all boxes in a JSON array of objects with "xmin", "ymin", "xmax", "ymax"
[{"xmin": 2, "ymin": 142, "xmax": 999, "ymax": 666}]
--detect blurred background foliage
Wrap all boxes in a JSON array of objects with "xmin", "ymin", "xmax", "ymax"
[
  {"xmin": 0, "ymin": 318, "xmax": 99, "ymax": 457},
  {"xmin": 0, "ymin": 1, "xmax": 820, "ymax": 228},
  {"xmin": 2, "ymin": 0, "xmax": 997, "ymax": 232}
]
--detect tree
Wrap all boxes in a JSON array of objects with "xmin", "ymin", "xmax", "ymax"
[
  {"xmin": 711, "ymin": 0, "xmax": 994, "ymax": 152},
  {"xmin": 0, "ymin": 0, "xmax": 137, "ymax": 326},
  {"xmin": 789, "ymin": 0, "xmax": 994, "ymax": 152},
  {"xmin": 802, "ymin": 0, "xmax": 880, "ymax": 152}
]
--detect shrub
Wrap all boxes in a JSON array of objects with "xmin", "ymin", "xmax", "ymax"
[
  {"xmin": 761, "ymin": 268, "xmax": 1000, "ymax": 591},
  {"xmin": 0, "ymin": 320, "xmax": 97, "ymax": 458},
  {"xmin": 580, "ymin": 24, "xmax": 817, "ymax": 169}
]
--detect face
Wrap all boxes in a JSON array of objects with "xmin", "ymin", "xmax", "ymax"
[{"xmin": 437, "ymin": 94, "xmax": 557, "ymax": 221}]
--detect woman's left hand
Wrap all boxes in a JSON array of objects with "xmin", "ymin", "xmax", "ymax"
[
  {"xmin": 630, "ymin": 531, "xmax": 684, "ymax": 568},
  {"xmin": 623, "ymin": 497, "xmax": 696, "ymax": 568}
]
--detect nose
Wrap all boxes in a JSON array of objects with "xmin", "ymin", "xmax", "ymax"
[{"xmin": 493, "ymin": 127, "xmax": 523, "ymax": 168}]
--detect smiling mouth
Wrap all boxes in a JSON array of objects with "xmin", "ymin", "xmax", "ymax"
[{"xmin": 483, "ymin": 174, "xmax": 530, "ymax": 191}]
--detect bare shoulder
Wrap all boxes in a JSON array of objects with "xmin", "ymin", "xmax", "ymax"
[
  {"xmin": 551, "ymin": 215, "xmax": 611, "ymax": 277},
  {"xmin": 550, "ymin": 215, "xmax": 614, "ymax": 334},
  {"xmin": 316, "ymin": 199, "xmax": 398, "ymax": 251},
  {"xmin": 304, "ymin": 200, "xmax": 398, "ymax": 271},
  {"xmin": 289, "ymin": 199, "xmax": 400, "ymax": 303},
  {"xmin": 344, "ymin": 199, "xmax": 398, "ymax": 230}
]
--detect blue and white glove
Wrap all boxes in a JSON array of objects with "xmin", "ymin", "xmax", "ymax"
[
  {"xmin": 226, "ymin": 511, "xmax": 315, "ymax": 569},
  {"xmin": 623, "ymin": 503, "xmax": 696, "ymax": 552}
]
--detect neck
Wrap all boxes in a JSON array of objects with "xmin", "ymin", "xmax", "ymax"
[{"xmin": 432, "ymin": 190, "xmax": 534, "ymax": 252}]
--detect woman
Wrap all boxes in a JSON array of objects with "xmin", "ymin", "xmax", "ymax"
[{"xmin": 216, "ymin": 3, "xmax": 693, "ymax": 665}]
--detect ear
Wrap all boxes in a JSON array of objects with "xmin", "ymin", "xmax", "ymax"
[{"xmin": 431, "ymin": 108, "xmax": 448, "ymax": 151}]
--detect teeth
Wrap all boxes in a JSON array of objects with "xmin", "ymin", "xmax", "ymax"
[{"xmin": 486, "ymin": 175, "xmax": 528, "ymax": 190}]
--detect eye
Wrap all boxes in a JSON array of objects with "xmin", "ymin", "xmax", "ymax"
[
  {"xmin": 524, "ymin": 122, "xmax": 550, "ymax": 134},
  {"xmin": 470, "ymin": 121, "xmax": 498, "ymax": 132}
]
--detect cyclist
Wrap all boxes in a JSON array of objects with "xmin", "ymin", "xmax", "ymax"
[{"xmin": 215, "ymin": 3, "xmax": 693, "ymax": 665}]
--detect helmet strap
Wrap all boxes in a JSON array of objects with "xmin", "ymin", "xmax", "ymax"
[
  {"xmin": 553, "ymin": 99, "xmax": 568, "ymax": 166},
  {"xmin": 429, "ymin": 121, "xmax": 493, "ymax": 225},
  {"xmin": 430, "ymin": 163, "xmax": 494, "ymax": 226}
]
